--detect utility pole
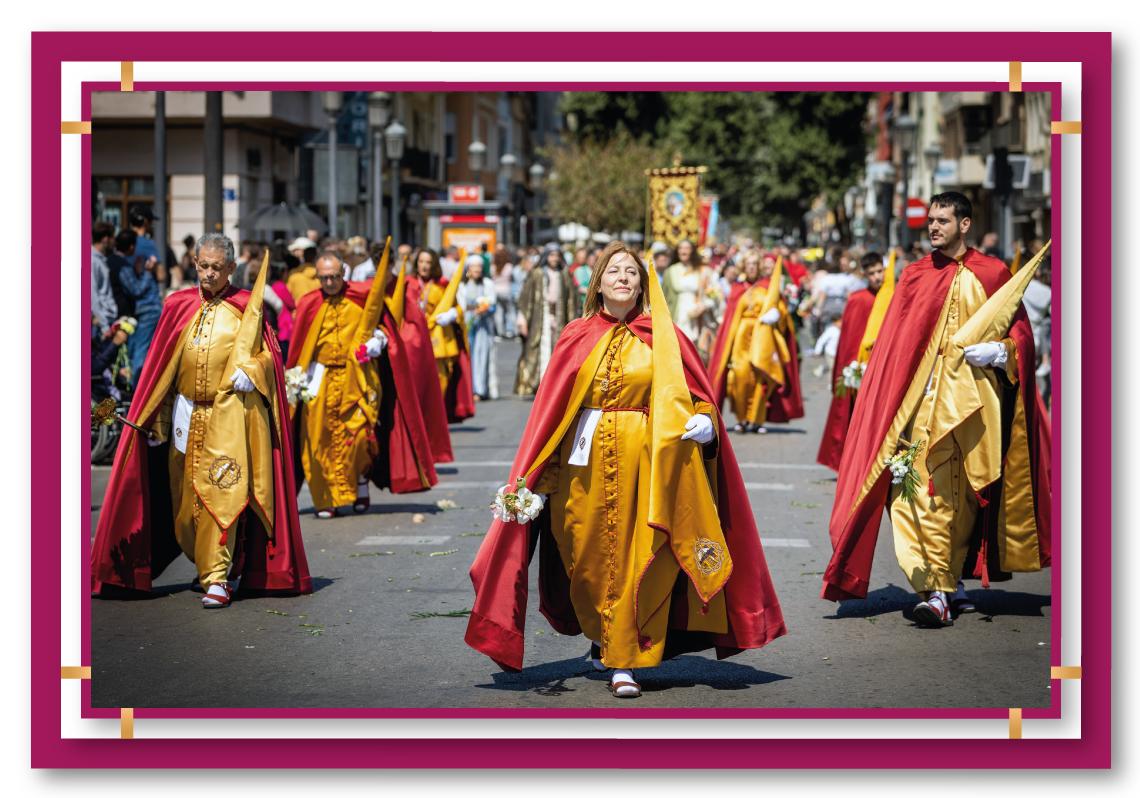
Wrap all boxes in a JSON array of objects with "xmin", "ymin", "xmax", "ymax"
[
  {"xmin": 154, "ymin": 91, "xmax": 167, "ymax": 260},
  {"xmin": 203, "ymin": 91, "xmax": 224, "ymax": 234}
]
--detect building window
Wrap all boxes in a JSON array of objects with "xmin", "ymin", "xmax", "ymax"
[
  {"xmin": 445, "ymin": 112, "xmax": 457, "ymax": 164},
  {"xmin": 94, "ymin": 176, "xmax": 155, "ymax": 234}
]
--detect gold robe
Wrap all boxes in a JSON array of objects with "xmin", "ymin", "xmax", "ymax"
[
  {"xmin": 418, "ymin": 280, "xmax": 459, "ymax": 393},
  {"xmin": 534, "ymin": 324, "xmax": 723, "ymax": 668},
  {"xmin": 151, "ymin": 297, "xmax": 275, "ymax": 587},
  {"xmin": 296, "ymin": 292, "xmax": 381, "ymax": 511},
  {"xmin": 889, "ymin": 260, "xmax": 1023, "ymax": 594},
  {"xmin": 286, "ymin": 264, "xmax": 320, "ymax": 303},
  {"xmin": 726, "ymin": 283, "xmax": 789, "ymax": 427}
]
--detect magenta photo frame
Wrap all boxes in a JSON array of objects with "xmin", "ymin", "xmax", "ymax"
[{"xmin": 33, "ymin": 31, "xmax": 1109, "ymax": 768}]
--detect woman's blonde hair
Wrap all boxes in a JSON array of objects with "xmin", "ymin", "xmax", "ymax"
[{"xmin": 582, "ymin": 241, "xmax": 651, "ymax": 319}]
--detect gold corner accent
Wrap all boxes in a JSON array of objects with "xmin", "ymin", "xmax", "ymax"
[
  {"xmin": 1051, "ymin": 666, "xmax": 1082, "ymax": 679},
  {"xmin": 1052, "ymin": 121, "xmax": 1082, "ymax": 134},
  {"xmin": 60, "ymin": 666, "xmax": 91, "ymax": 679},
  {"xmin": 1009, "ymin": 62, "xmax": 1022, "ymax": 92},
  {"xmin": 1009, "ymin": 708, "xmax": 1022, "ymax": 739},
  {"xmin": 121, "ymin": 708, "xmax": 134, "ymax": 739},
  {"xmin": 61, "ymin": 121, "xmax": 92, "ymax": 135},
  {"xmin": 121, "ymin": 62, "xmax": 134, "ymax": 91}
]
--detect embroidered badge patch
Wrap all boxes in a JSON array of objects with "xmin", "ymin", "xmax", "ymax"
[
  {"xmin": 694, "ymin": 538, "xmax": 724, "ymax": 575},
  {"xmin": 208, "ymin": 455, "xmax": 241, "ymax": 489}
]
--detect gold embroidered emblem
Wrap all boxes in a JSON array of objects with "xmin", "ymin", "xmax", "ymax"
[
  {"xmin": 694, "ymin": 538, "xmax": 724, "ymax": 575},
  {"xmin": 207, "ymin": 455, "xmax": 241, "ymax": 489},
  {"xmin": 578, "ymin": 437, "xmax": 586, "ymax": 450},
  {"xmin": 176, "ymin": 428, "xmax": 183, "ymax": 438}
]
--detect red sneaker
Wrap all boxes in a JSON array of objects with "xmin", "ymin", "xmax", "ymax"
[{"xmin": 913, "ymin": 592, "xmax": 953, "ymax": 627}]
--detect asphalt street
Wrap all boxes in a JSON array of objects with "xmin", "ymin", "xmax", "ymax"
[{"xmin": 89, "ymin": 330, "xmax": 1052, "ymax": 710}]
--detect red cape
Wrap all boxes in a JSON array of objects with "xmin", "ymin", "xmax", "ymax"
[
  {"xmin": 822, "ymin": 249, "xmax": 1052, "ymax": 601},
  {"xmin": 91, "ymin": 285, "xmax": 311, "ymax": 594},
  {"xmin": 405, "ymin": 279, "xmax": 475, "ymax": 427},
  {"xmin": 465, "ymin": 312, "xmax": 787, "ymax": 672},
  {"xmin": 785, "ymin": 258, "xmax": 809, "ymax": 287},
  {"xmin": 707, "ymin": 279, "xmax": 805, "ymax": 423},
  {"xmin": 288, "ymin": 282, "xmax": 438, "ymax": 494},
  {"xmin": 393, "ymin": 280, "xmax": 456, "ymax": 463},
  {"xmin": 816, "ymin": 288, "xmax": 876, "ymax": 471}
]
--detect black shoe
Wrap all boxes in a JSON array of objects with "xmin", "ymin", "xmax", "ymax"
[
  {"xmin": 743, "ymin": 422, "xmax": 760, "ymax": 433},
  {"xmin": 732, "ymin": 423, "xmax": 745, "ymax": 433}
]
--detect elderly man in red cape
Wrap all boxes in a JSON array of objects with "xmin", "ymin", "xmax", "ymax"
[
  {"xmin": 822, "ymin": 193, "xmax": 1051, "ymax": 627},
  {"xmin": 816, "ymin": 251, "xmax": 886, "ymax": 471},
  {"xmin": 287, "ymin": 253, "xmax": 438, "ymax": 509},
  {"xmin": 466, "ymin": 246, "xmax": 786, "ymax": 676},
  {"xmin": 92, "ymin": 234, "xmax": 311, "ymax": 607},
  {"xmin": 707, "ymin": 252, "xmax": 805, "ymax": 432}
]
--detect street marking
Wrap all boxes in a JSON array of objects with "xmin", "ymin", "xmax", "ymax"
[
  {"xmin": 434, "ymin": 481, "xmax": 506, "ymax": 489},
  {"xmin": 737, "ymin": 462, "xmax": 830, "ymax": 470},
  {"xmin": 759, "ymin": 538, "xmax": 811, "ymax": 547},
  {"xmin": 356, "ymin": 535, "xmax": 451, "ymax": 546},
  {"xmin": 744, "ymin": 483, "xmax": 794, "ymax": 491}
]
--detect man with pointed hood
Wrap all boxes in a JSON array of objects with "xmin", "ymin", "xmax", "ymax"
[
  {"xmin": 91, "ymin": 233, "xmax": 311, "ymax": 608},
  {"xmin": 822, "ymin": 193, "xmax": 1051, "ymax": 627},
  {"xmin": 514, "ymin": 243, "xmax": 581, "ymax": 395}
]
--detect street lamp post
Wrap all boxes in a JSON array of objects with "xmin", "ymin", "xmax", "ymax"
[
  {"xmin": 528, "ymin": 162, "xmax": 545, "ymax": 243},
  {"xmin": 499, "ymin": 152, "xmax": 517, "ymax": 244},
  {"xmin": 368, "ymin": 92, "xmax": 391, "ymax": 243},
  {"xmin": 322, "ymin": 91, "xmax": 343, "ymax": 239},
  {"xmin": 893, "ymin": 114, "xmax": 917, "ymax": 253},
  {"xmin": 468, "ymin": 139, "xmax": 487, "ymax": 189},
  {"xmin": 384, "ymin": 117, "xmax": 407, "ymax": 251}
]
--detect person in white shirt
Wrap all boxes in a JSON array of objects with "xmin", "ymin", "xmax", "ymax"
[
  {"xmin": 812, "ymin": 314, "xmax": 842, "ymax": 379},
  {"xmin": 439, "ymin": 246, "xmax": 460, "ymax": 281}
]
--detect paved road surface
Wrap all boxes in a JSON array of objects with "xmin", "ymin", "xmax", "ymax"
[{"xmin": 89, "ymin": 331, "xmax": 1052, "ymax": 710}]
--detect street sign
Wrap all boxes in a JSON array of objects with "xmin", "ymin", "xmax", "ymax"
[
  {"xmin": 449, "ymin": 185, "xmax": 484, "ymax": 203},
  {"xmin": 906, "ymin": 197, "xmax": 928, "ymax": 229}
]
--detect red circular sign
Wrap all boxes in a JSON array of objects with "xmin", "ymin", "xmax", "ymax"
[{"xmin": 906, "ymin": 197, "xmax": 929, "ymax": 229}]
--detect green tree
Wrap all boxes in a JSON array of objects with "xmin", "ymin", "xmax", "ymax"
[
  {"xmin": 543, "ymin": 133, "xmax": 672, "ymax": 236},
  {"xmin": 557, "ymin": 90, "xmax": 871, "ymax": 237}
]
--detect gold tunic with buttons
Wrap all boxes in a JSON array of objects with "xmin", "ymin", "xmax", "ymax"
[
  {"xmin": 536, "ymin": 325, "xmax": 722, "ymax": 668},
  {"xmin": 420, "ymin": 281, "xmax": 459, "ymax": 393},
  {"xmin": 161, "ymin": 298, "xmax": 275, "ymax": 587},
  {"xmin": 298, "ymin": 293, "xmax": 381, "ymax": 511},
  {"xmin": 889, "ymin": 261, "xmax": 1019, "ymax": 594}
]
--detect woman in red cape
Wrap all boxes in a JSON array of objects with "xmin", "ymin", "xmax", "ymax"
[
  {"xmin": 707, "ymin": 255, "xmax": 805, "ymax": 427},
  {"xmin": 815, "ymin": 287, "xmax": 876, "ymax": 471},
  {"xmin": 466, "ymin": 243, "xmax": 786, "ymax": 694},
  {"xmin": 288, "ymin": 280, "xmax": 439, "ymax": 494},
  {"xmin": 822, "ymin": 248, "xmax": 1051, "ymax": 603},
  {"xmin": 91, "ymin": 285, "xmax": 311, "ymax": 596},
  {"xmin": 391, "ymin": 256, "xmax": 460, "ymax": 463}
]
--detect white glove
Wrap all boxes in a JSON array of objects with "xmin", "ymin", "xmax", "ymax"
[
  {"xmin": 231, "ymin": 368, "xmax": 255, "ymax": 393},
  {"xmin": 365, "ymin": 329, "xmax": 388, "ymax": 358},
  {"xmin": 759, "ymin": 307, "xmax": 781, "ymax": 326},
  {"xmin": 434, "ymin": 307, "xmax": 459, "ymax": 327},
  {"xmin": 146, "ymin": 435, "xmax": 162, "ymax": 447},
  {"xmin": 963, "ymin": 341, "xmax": 1007, "ymax": 369},
  {"xmin": 681, "ymin": 413, "xmax": 716, "ymax": 445}
]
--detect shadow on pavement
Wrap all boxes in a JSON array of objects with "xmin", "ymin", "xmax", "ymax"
[
  {"xmin": 477, "ymin": 654, "xmax": 790, "ymax": 696},
  {"xmin": 449, "ymin": 426, "xmax": 486, "ymax": 433},
  {"xmin": 757, "ymin": 427, "xmax": 807, "ymax": 435},
  {"xmin": 825, "ymin": 583, "xmax": 1052, "ymax": 621}
]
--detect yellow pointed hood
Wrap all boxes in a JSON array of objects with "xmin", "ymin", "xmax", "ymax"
[{"xmin": 857, "ymin": 249, "xmax": 896, "ymax": 364}]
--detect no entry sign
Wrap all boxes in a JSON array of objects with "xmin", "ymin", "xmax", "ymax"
[{"xmin": 906, "ymin": 197, "xmax": 929, "ymax": 229}]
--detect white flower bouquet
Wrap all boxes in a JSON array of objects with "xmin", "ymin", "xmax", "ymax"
[
  {"xmin": 884, "ymin": 438, "xmax": 926, "ymax": 503},
  {"xmin": 490, "ymin": 477, "xmax": 544, "ymax": 523},
  {"xmin": 835, "ymin": 360, "xmax": 866, "ymax": 398},
  {"xmin": 284, "ymin": 366, "xmax": 314, "ymax": 406}
]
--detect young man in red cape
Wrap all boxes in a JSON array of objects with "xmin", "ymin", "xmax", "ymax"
[
  {"xmin": 816, "ymin": 252, "xmax": 885, "ymax": 471},
  {"xmin": 92, "ymin": 234, "xmax": 311, "ymax": 606},
  {"xmin": 465, "ymin": 246, "xmax": 786, "ymax": 675},
  {"xmin": 288, "ymin": 256, "xmax": 438, "ymax": 504},
  {"xmin": 707, "ymin": 252, "xmax": 805, "ymax": 432},
  {"xmin": 822, "ymin": 193, "xmax": 1051, "ymax": 627}
]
